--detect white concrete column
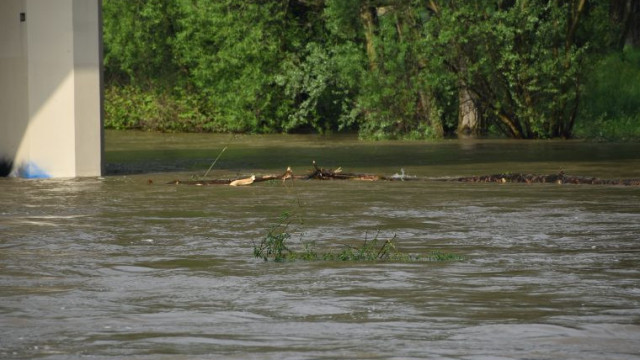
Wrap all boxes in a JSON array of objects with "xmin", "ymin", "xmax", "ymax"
[
  {"xmin": 0, "ymin": 0, "xmax": 102, "ymax": 178},
  {"xmin": 0, "ymin": 0, "xmax": 29, "ymax": 176}
]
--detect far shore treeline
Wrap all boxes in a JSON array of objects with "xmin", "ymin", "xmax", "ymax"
[{"xmin": 103, "ymin": 0, "xmax": 640, "ymax": 140}]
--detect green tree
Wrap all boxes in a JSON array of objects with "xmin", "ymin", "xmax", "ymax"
[
  {"xmin": 101, "ymin": 0, "xmax": 624, "ymax": 139},
  {"xmin": 103, "ymin": 0, "xmax": 179, "ymax": 85},
  {"xmin": 171, "ymin": 1, "xmax": 287, "ymax": 132},
  {"xmin": 424, "ymin": 0, "xmax": 611, "ymax": 138},
  {"xmin": 321, "ymin": 0, "xmax": 453, "ymax": 139}
]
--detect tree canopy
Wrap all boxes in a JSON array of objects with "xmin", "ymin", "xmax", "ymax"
[{"xmin": 103, "ymin": 0, "xmax": 638, "ymax": 139}]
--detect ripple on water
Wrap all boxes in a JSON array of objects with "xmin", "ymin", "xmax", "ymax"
[{"xmin": 1, "ymin": 140, "xmax": 640, "ymax": 359}]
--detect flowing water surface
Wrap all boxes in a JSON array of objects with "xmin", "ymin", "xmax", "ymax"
[{"xmin": 1, "ymin": 131, "xmax": 640, "ymax": 359}]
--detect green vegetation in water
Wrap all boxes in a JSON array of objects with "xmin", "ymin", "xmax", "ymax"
[{"xmin": 253, "ymin": 212, "xmax": 464, "ymax": 263}]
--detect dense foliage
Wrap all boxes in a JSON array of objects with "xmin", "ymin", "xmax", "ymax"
[
  {"xmin": 103, "ymin": 0, "xmax": 637, "ymax": 139},
  {"xmin": 574, "ymin": 47, "xmax": 640, "ymax": 140}
]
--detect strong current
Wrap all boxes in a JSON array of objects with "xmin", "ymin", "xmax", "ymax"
[{"xmin": 1, "ymin": 131, "xmax": 639, "ymax": 359}]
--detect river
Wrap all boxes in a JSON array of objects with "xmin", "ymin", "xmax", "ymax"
[{"xmin": 1, "ymin": 131, "xmax": 639, "ymax": 359}]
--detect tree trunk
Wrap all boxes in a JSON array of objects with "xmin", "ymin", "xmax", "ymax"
[
  {"xmin": 566, "ymin": 0, "xmax": 586, "ymax": 53},
  {"xmin": 360, "ymin": 6, "xmax": 378, "ymax": 70},
  {"xmin": 611, "ymin": 0, "xmax": 640, "ymax": 49},
  {"xmin": 457, "ymin": 86, "xmax": 480, "ymax": 136}
]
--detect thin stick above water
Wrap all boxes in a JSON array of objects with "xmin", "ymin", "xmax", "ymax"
[{"xmin": 203, "ymin": 146, "xmax": 227, "ymax": 178}]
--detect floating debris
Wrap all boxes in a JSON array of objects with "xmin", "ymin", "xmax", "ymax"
[{"xmin": 164, "ymin": 164, "xmax": 640, "ymax": 187}]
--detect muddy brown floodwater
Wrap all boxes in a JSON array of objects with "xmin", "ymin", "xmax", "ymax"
[{"xmin": 1, "ymin": 131, "xmax": 639, "ymax": 359}]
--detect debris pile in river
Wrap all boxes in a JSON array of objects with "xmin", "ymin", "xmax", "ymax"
[
  {"xmin": 447, "ymin": 171, "xmax": 640, "ymax": 186},
  {"xmin": 166, "ymin": 163, "xmax": 640, "ymax": 186},
  {"xmin": 167, "ymin": 161, "xmax": 404, "ymax": 186}
]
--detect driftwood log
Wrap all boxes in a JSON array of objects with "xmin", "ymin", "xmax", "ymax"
[
  {"xmin": 166, "ymin": 163, "xmax": 640, "ymax": 186},
  {"xmin": 167, "ymin": 162, "xmax": 391, "ymax": 185}
]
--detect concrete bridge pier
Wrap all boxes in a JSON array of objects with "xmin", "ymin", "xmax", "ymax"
[{"xmin": 0, "ymin": 0, "xmax": 102, "ymax": 178}]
